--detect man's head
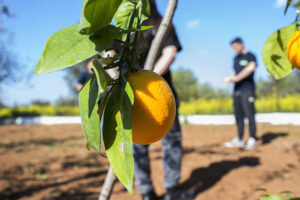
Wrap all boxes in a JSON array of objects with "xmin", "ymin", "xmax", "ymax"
[{"xmin": 231, "ymin": 37, "xmax": 245, "ymax": 55}]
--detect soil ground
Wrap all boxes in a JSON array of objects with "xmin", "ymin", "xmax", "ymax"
[{"xmin": 0, "ymin": 124, "xmax": 299, "ymax": 200}]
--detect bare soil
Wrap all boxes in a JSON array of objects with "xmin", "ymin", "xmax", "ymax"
[{"xmin": 0, "ymin": 124, "xmax": 299, "ymax": 200}]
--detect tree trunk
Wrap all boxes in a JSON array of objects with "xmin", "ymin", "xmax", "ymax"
[{"xmin": 99, "ymin": 167, "xmax": 116, "ymax": 200}]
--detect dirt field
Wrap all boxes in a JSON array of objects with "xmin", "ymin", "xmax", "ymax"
[{"xmin": 0, "ymin": 124, "xmax": 299, "ymax": 200}]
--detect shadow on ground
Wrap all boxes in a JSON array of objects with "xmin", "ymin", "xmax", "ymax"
[
  {"xmin": 180, "ymin": 156, "xmax": 260, "ymax": 197},
  {"xmin": 0, "ymin": 136, "xmax": 82, "ymax": 150},
  {"xmin": 260, "ymin": 132, "xmax": 288, "ymax": 145},
  {"xmin": 0, "ymin": 169, "xmax": 106, "ymax": 200}
]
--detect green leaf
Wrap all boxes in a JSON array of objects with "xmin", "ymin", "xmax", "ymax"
[
  {"xmin": 260, "ymin": 195, "xmax": 285, "ymax": 200},
  {"xmin": 89, "ymin": 25, "xmax": 123, "ymax": 52},
  {"xmin": 115, "ymin": 0, "xmax": 150, "ymax": 31},
  {"xmin": 79, "ymin": 75, "xmax": 101, "ymax": 152},
  {"xmin": 262, "ymin": 24, "xmax": 298, "ymax": 79},
  {"xmin": 129, "ymin": 25, "xmax": 154, "ymax": 32},
  {"xmin": 35, "ymin": 25, "xmax": 122, "ymax": 76},
  {"xmin": 284, "ymin": 0, "xmax": 293, "ymax": 15},
  {"xmin": 34, "ymin": 24, "xmax": 97, "ymax": 75},
  {"xmin": 103, "ymin": 78, "xmax": 134, "ymax": 193},
  {"xmin": 92, "ymin": 59, "xmax": 113, "ymax": 101},
  {"xmin": 79, "ymin": 0, "xmax": 123, "ymax": 35}
]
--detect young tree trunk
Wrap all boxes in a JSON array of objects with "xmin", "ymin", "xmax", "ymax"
[
  {"xmin": 99, "ymin": 0, "xmax": 178, "ymax": 199},
  {"xmin": 99, "ymin": 167, "xmax": 116, "ymax": 200},
  {"xmin": 144, "ymin": 0, "xmax": 178, "ymax": 70}
]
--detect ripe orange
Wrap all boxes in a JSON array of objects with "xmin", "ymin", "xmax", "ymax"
[
  {"xmin": 127, "ymin": 70, "xmax": 176, "ymax": 145},
  {"xmin": 286, "ymin": 30, "xmax": 300, "ymax": 69}
]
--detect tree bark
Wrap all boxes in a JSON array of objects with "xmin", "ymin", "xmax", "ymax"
[
  {"xmin": 144, "ymin": 0, "xmax": 178, "ymax": 70},
  {"xmin": 99, "ymin": 167, "xmax": 116, "ymax": 200}
]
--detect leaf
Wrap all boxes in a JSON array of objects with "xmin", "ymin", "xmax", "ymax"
[
  {"xmin": 35, "ymin": 25, "xmax": 121, "ymax": 76},
  {"xmin": 79, "ymin": 75, "xmax": 101, "ymax": 152},
  {"xmin": 92, "ymin": 59, "xmax": 112, "ymax": 101},
  {"xmin": 34, "ymin": 24, "xmax": 97, "ymax": 75},
  {"xmin": 129, "ymin": 25, "xmax": 154, "ymax": 32},
  {"xmin": 114, "ymin": 0, "xmax": 150, "ymax": 31},
  {"xmin": 103, "ymin": 78, "xmax": 134, "ymax": 193},
  {"xmin": 262, "ymin": 24, "xmax": 298, "ymax": 79},
  {"xmin": 79, "ymin": 0, "xmax": 123, "ymax": 35},
  {"xmin": 284, "ymin": 0, "xmax": 293, "ymax": 15},
  {"xmin": 260, "ymin": 195, "xmax": 285, "ymax": 200},
  {"xmin": 89, "ymin": 25, "xmax": 123, "ymax": 52}
]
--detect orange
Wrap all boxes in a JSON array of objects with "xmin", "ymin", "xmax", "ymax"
[
  {"xmin": 127, "ymin": 70, "xmax": 176, "ymax": 145},
  {"xmin": 286, "ymin": 30, "xmax": 300, "ymax": 69}
]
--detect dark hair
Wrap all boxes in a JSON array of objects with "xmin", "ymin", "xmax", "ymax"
[
  {"xmin": 142, "ymin": 0, "xmax": 162, "ymax": 34},
  {"xmin": 230, "ymin": 37, "xmax": 243, "ymax": 45},
  {"xmin": 139, "ymin": 0, "xmax": 175, "ymax": 47}
]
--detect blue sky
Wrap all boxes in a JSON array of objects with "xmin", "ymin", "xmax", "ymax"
[{"xmin": 1, "ymin": 0, "xmax": 298, "ymax": 106}]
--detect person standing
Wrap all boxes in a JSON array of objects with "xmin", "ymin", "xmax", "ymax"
[
  {"xmin": 131, "ymin": 1, "xmax": 193, "ymax": 200},
  {"xmin": 224, "ymin": 37, "xmax": 258, "ymax": 150}
]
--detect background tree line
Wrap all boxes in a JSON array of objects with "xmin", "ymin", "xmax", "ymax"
[{"xmin": 171, "ymin": 68, "xmax": 300, "ymax": 103}]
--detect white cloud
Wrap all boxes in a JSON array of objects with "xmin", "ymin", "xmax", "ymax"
[
  {"xmin": 186, "ymin": 19, "xmax": 199, "ymax": 29},
  {"xmin": 275, "ymin": 0, "xmax": 287, "ymax": 8}
]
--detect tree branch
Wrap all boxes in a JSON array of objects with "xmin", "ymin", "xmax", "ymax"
[
  {"xmin": 144, "ymin": 0, "xmax": 178, "ymax": 70},
  {"xmin": 99, "ymin": 166, "xmax": 116, "ymax": 200}
]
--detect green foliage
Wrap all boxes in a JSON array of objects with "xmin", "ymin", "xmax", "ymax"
[
  {"xmin": 55, "ymin": 97, "xmax": 78, "ymax": 107},
  {"xmin": 172, "ymin": 68, "xmax": 231, "ymax": 102},
  {"xmin": 32, "ymin": 100, "xmax": 51, "ymax": 107},
  {"xmin": 78, "ymin": 75, "xmax": 101, "ymax": 152},
  {"xmin": 34, "ymin": 25, "xmax": 123, "ymax": 75},
  {"xmin": 172, "ymin": 68, "xmax": 199, "ymax": 101},
  {"xmin": 257, "ymin": 71, "xmax": 300, "ymax": 97},
  {"xmin": 35, "ymin": 24, "xmax": 97, "ymax": 75},
  {"xmin": 0, "ymin": 105, "xmax": 80, "ymax": 118},
  {"xmin": 284, "ymin": 0, "xmax": 293, "ymax": 14},
  {"xmin": 179, "ymin": 98, "xmax": 233, "ymax": 115},
  {"xmin": 179, "ymin": 95, "xmax": 300, "ymax": 115},
  {"xmin": 103, "ymin": 79, "xmax": 134, "ymax": 193},
  {"xmin": 284, "ymin": 0, "xmax": 300, "ymax": 14},
  {"xmin": 259, "ymin": 190, "xmax": 300, "ymax": 200},
  {"xmin": 79, "ymin": 0, "xmax": 123, "ymax": 35},
  {"xmin": 115, "ymin": 0, "xmax": 150, "ymax": 31},
  {"xmin": 34, "ymin": 0, "xmax": 151, "ymax": 192},
  {"xmin": 262, "ymin": 24, "xmax": 298, "ymax": 80}
]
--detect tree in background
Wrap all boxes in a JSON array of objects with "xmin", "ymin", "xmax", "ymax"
[
  {"xmin": 0, "ymin": 1, "xmax": 22, "ymax": 101},
  {"xmin": 257, "ymin": 71, "xmax": 300, "ymax": 97},
  {"xmin": 172, "ymin": 68, "xmax": 230, "ymax": 102},
  {"xmin": 256, "ymin": 71, "xmax": 300, "ymax": 111},
  {"xmin": 55, "ymin": 96, "xmax": 78, "ymax": 107},
  {"xmin": 172, "ymin": 68, "xmax": 199, "ymax": 102}
]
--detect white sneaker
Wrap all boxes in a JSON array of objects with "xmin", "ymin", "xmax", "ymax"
[
  {"xmin": 224, "ymin": 137, "xmax": 244, "ymax": 148},
  {"xmin": 244, "ymin": 137, "xmax": 257, "ymax": 150}
]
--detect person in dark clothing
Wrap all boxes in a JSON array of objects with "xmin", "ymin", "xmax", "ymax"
[
  {"xmin": 224, "ymin": 37, "xmax": 257, "ymax": 150},
  {"xmin": 132, "ymin": 1, "xmax": 193, "ymax": 199},
  {"xmin": 106, "ymin": 1, "xmax": 193, "ymax": 199},
  {"xmin": 76, "ymin": 59, "xmax": 94, "ymax": 91}
]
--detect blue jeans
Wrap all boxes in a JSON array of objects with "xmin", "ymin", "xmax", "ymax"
[{"xmin": 133, "ymin": 113, "xmax": 182, "ymax": 194}]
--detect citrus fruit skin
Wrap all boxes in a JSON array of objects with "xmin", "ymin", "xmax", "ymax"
[
  {"xmin": 287, "ymin": 30, "xmax": 300, "ymax": 69},
  {"xmin": 127, "ymin": 70, "xmax": 176, "ymax": 145}
]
